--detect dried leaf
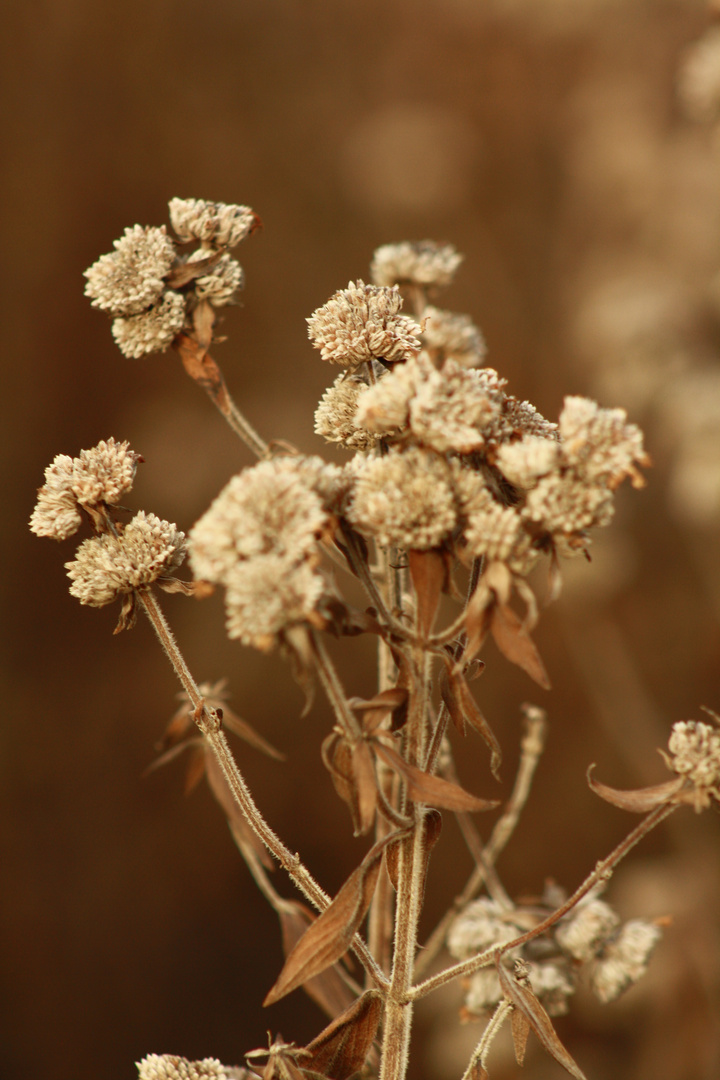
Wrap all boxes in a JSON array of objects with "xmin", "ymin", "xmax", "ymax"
[
  {"xmin": 469, "ymin": 1066, "xmax": 489, "ymax": 1080},
  {"xmin": 321, "ymin": 733, "xmax": 377, "ymax": 836},
  {"xmin": 264, "ymin": 836, "xmax": 393, "ymax": 1005},
  {"xmin": 490, "ymin": 602, "xmax": 551, "ymax": 690},
  {"xmin": 461, "ymin": 581, "xmax": 494, "ymax": 665},
  {"xmin": 510, "ymin": 1008, "xmax": 530, "ymax": 1066},
  {"xmin": 408, "ymin": 548, "xmax": 447, "ymax": 638},
  {"xmin": 374, "ymin": 742, "xmax": 499, "ymax": 813},
  {"xmin": 587, "ymin": 765, "xmax": 684, "ymax": 813},
  {"xmin": 350, "ymin": 688, "xmax": 409, "ymax": 734},
  {"xmin": 440, "ymin": 659, "xmax": 502, "ymax": 779},
  {"xmin": 384, "ymin": 810, "xmax": 442, "ymax": 898},
  {"xmin": 303, "ymin": 990, "xmax": 382, "ymax": 1080},
  {"xmin": 278, "ymin": 902, "xmax": 356, "ymax": 1020},
  {"xmin": 496, "ymin": 961, "xmax": 588, "ymax": 1080},
  {"xmin": 166, "ymin": 250, "xmax": 222, "ymax": 288}
]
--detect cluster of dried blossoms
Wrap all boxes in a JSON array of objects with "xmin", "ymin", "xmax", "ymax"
[{"xmin": 30, "ymin": 202, "xmax": 720, "ymax": 1080}]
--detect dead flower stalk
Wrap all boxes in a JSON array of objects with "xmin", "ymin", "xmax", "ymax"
[{"xmin": 30, "ymin": 200, "xmax": 719, "ymax": 1080}]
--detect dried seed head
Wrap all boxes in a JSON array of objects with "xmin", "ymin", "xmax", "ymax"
[
  {"xmin": 65, "ymin": 511, "xmax": 186, "ymax": 606},
  {"xmin": 168, "ymin": 198, "xmax": 258, "ymax": 248},
  {"xmin": 447, "ymin": 898, "xmax": 524, "ymax": 958},
  {"xmin": 314, "ymin": 373, "xmax": 381, "ymax": 451},
  {"xmin": 354, "ymin": 357, "xmax": 418, "ymax": 433},
  {"xmin": 555, "ymin": 899, "xmax": 621, "ymax": 963},
  {"xmin": 408, "ymin": 359, "xmax": 497, "ymax": 454},
  {"xmin": 30, "ymin": 440, "xmax": 141, "ymax": 540},
  {"xmin": 522, "ymin": 471, "xmax": 615, "ymax": 537},
  {"xmin": 348, "ymin": 447, "xmax": 457, "ymax": 550},
  {"xmin": 590, "ymin": 920, "xmax": 662, "ymax": 1003},
  {"xmin": 678, "ymin": 26, "xmax": 720, "ymax": 122},
  {"xmin": 224, "ymin": 553, "xmax": 325, "ymax": 647},
  {"xmin": 188, "ymin": 250, "xmax": 244, "ymax": 306},
  {"xmin": 29, "ymin": 455, "xmax": 81, "ymax": 540},
  {"xmin": 559, "ymin": 396, "xmax": 646, "ymax": 488},
  {"xmin": 421, "ymin": 306, "xmax": 486, "ymax": 367},
  {"xmin": 665, "ymin": 720, "xmax": 720, "ymax": 808},
  {"xmin": 527, "ymin": 962, "xmax": 575, "ymax": 1017},
  {"xmin": 370, "ymin": 241, "xmax": 463, "ymax": 289},
  {"xmin": 496, "ymin": 436, "xmax": 561, "ymax": 490},
  {"xmin": 84, "ymin": 225, "xmax": 177, "ymax": 316},
  {"xmin": 462, "ymin": 482, "xmax": 538, "ymax": 576},
  {"xmin": 307, "ymin": 280, "xmax": 420, "ymax": 368},
  {"xmin": 111, "ymin": 290, "xmax": 187, "ymax": 358},
  {"xmin": 137, "ymin": 1054, "xmax": 233, "ymax": 1080},
  {"xmin": 189, "ymin": 456, "xmax": 337, "ymax": 584}
]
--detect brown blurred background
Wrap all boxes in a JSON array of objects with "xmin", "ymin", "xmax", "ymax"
[{"xmin": 3, "ymin": 1, "xmax": 720, "ymax": 1078}]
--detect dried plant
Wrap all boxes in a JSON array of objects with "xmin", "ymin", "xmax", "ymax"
[{"xmin": 30, "ymin": 196, "xmax": 719, "ymax": 1080}]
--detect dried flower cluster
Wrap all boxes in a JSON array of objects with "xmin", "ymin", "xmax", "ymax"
[
  {"xmin": 188, "ymin": 456, "xmax": 344, "ymax": 648},
  {"xmin": 447, "ymin": 891, "xmax": 661, "ymax": 1019},
  {"xmin": 678, "ymin": 25, "xmax": 720, "ymax": 122},
  {"xmin": 84, "ymin": 198, "xmax": 258, "ymax": 358},
  {"xmin": 33, "ymin": 198, "xmax": 716, "ymax": 1080}
]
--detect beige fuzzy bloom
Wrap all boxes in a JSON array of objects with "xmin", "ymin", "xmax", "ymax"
[
  {"xmin": 84, "ymin": 225, "xmax": 177, "ymax": 316},
  {"xmin": 421, "ymin": 306, "xmax": 486, "ymax": 367},
  {"xmin": 590, "ymin": 920, "xmax": 662, "ymax": 1003},
  {"xmin": 496, "ymin": 436, "xmax": 560, "ymax": 489},
  {"xmin": 29, "ymin": 455, "xmax": 81, "ymax": 540},
  {"xmin": 559, "ymin": 396, "xmax": 646, "ymax": 487},
  {"xmin": 137, "ymin": 1054, "xmax": 235, "ymax": 1080},
  {"xmin": 462, "ymin": 481, "xmax": 538, "ymax": 575},
  {"xmin": 307, "ymin": 280, "xmax": 420, "ymax": 368},
  {"xmin": 348, "ymin": 446, "xmax": 457, "ymax": 550},
  {"xmin": 522, "ymin": 471, "xmax": 615, "ymax": 536},
  {"xmin": 30, "ymin": 439, "xmax": 140, "ymax": 540},
  {"xmin": 224, "ymin": 553, "xmax": 325, "ymax": 646},
  {"xmin": 65, "ymin": 512, "xmax": 186, "ymax": 606},
  {"xmin": 356, "ymin": 355, "xmax": 498, "ymax": 454},
  {"xmin": 111, "ymin": 290, "xmax": 187, "ymax": 358},
  {"xmin": 555, "ymin": 899, "xmax": 621, "ymax": 963},
  {"xmin": 189, "ymin": 457, "xmax": 337, "ymax": 584},
  {"xmin": 314, "ymin": 373, "xmax": 381, "ymax": 451},
  {"xmin": 370, "ymin": 241, "xmax": 463, "ymax": 289},
  {"xmin": 168, "ymin": 198, "xmax": 257, "ymax": 248},
  {"xmin": 678, "ymin": 26, "xmax": 720, "ymax": 122},
  {"xmin": 188, "ymin": 250, "xmax": 244, "ymax": 305},
  {"xmin": 408, "ymin": 358, "xmax": 497, "ymax": 453},
  {"xmin": 666, "ymin": 720, "xmax": 720, "ymax": 807}
]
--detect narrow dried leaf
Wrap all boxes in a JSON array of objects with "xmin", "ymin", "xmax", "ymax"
[
  {"xmin": 374, "ymin": 742, "xmax": 499, "ymax": 813},
  {"xmin": 166, "ymin": 250, "xmax": 222, "ymax": 288},
  {"xmin": 510, "ymin": 1008, "xmax": 530, "ymax": 1066},
  {"xmin": 490, "ymin": 603, "xmax": 551, "ymax": 689},
  {"xmin": 205, "ymin": 750, "xmax": 274, "ymax": 870},
  {"xmin": 469, "ymin": 1066, "xmax": 489, "ymax": 1080},
  {"xmin": 264, "ymin": 837, "xmax": 393, "ymax": 1005},
  {"xmin": 383, "ymin": 810, "xmax": 442, "ymax": 899},
  {"xmin": 586, "ymin": 765, "xmax": 684, "ymax": 813},
  {"xmin": 353, "ymin": 741, "xmax": 379, "ymax": 835},
  {"xmin": 440, "ymin": 659, "xmax": 502, "ymax": 779},
  {"xmin": 322, "ymin": 732, "xmax": 361, "ymax": 834},
  {"xmin": 408, "ymin": 548, "xmax": 447, "ymax": 638},
  {"xmin": 278, "ymin": 902, "xmax": 356, "ymax": 1020},
  {"xmin": 462, "ymin": 581, "xmax": 494, "ymax": 664},
  {"xmin": 303, "ymin": 990, "xmax": 383, "ymax": 1080},
  {"xmin": 497, "ymin": 961, "xmax": 588, "ymax": 1080},
  {"xmin": 220, "ymin": 708, "xmax": 285, "ymax": 761},
  {"xmin": 350, "ymin": 688, "xmax": 409, "ymax": 734}
]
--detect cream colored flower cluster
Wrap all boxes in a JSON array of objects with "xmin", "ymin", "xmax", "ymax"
[
  {"xmin": 137, "ymin": 1055, "xmax": 241, "ymax": 1080},
  {"xmin": 447, "ymin": 892, "xmax": 661, "ymax": 1018},
  {"xmin": 189, "ymin": 456, "xmax": 344, "ymax": 649},
  {"xmin": 312, "ymin": 244, "xmax": 647, "ymax": 573},
  {"xmin": 84, "ymin": 198, "xmax": 256, "ymax": 358},
  {"xmin": 30, "ymin": 440, "xmax": 186, "ymax": 609},
  {"xmin": 665, "ymin": 719, "xmax": 720, "ymax": 810}
]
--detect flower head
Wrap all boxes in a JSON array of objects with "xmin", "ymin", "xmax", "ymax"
[
  {"xmin": 348, "ymin": 447, "xmax": 457, "ymax": 550},
  {"xmin": 421, "ymin": 306, "xmax": 486, "ymax": 367},
  {"xmin": 590, "ymin": 920, "xmax": 662, "ymax": 1003},
  {"xmin": 168, "ymin": 198, "xmax": 258, "ymax": 248},
  {"xmin": 137, "ymin": 1054, "xmax": 236, "ymax": 1080},
  {"xmin": 664, "ymin": 719, "xmax": 720, "ymax": 810},
  {"xmin": 307, "ymin": 280, "xmax": 420, "ymax": 368},
  {"xmin": 30, "ymin": 439, "xmax": 141, "ymax": 540},
  {"xmin": 84, "ymin": 225, "xmax": 176, "ymax": 316},
  {"xmin": 370, "ymin": 241, "xmax": 463, "ymax": 289},
  {"xmin": 65, "ymin": 511, "xmax": 186, "ymax": 606},
  {"xmin": 111, "ymin": 291, "xmax": 187, "ymax": 358},
  {"xmin": 314, "ymin": 373, "xmax": 381, "ymax": 451}
]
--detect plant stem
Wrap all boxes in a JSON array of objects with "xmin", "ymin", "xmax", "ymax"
[{"xmin": 138, "ymin": 588, "xmax": 388, "ymax": 991}]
